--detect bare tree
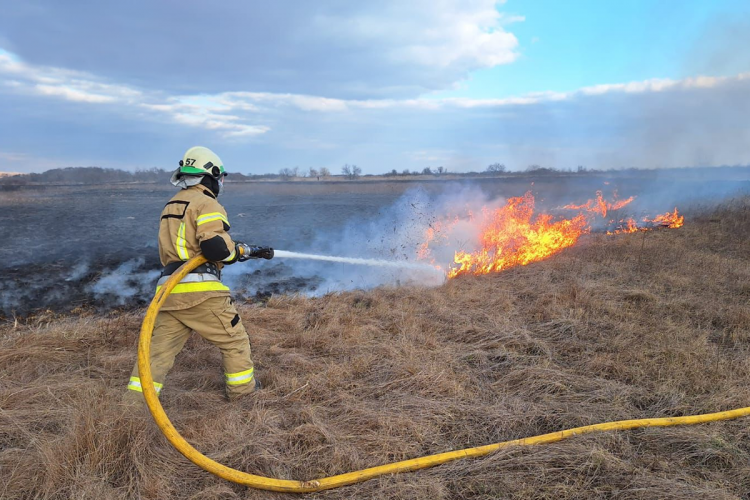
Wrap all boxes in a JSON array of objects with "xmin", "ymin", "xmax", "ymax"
[
  {"xmin": 402, "ymin": 168, "xmax": 411, "ymax": 176},
  {"xmin": 308, "ymin": 167, "xmax": 319, "ymax": 178},
  {"xmin": 436, "ymin": 166, "xmax": 446, "ymax": 175},
  {"xmin": 422, "ymin": 167, "xmax": 432, "ymax": 175},
  {"xmin": 319, "ymin": 167, "xmax": 331, "ymax": 177},
  {"xmin": 342, "ymin": 164, "xmax": 361, "ymax": 179},
  {"xmin": 278, "ymin": 167, "xmax": 294, "ymax": 178},
  {"xmin": 486, "ymin": 163, "xmax": 506, "ymax": 173}
]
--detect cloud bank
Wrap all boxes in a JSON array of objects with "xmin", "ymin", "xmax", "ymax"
[{"xmin": 0, "ymin": 2, "xmax": 749, "ymax": 174}]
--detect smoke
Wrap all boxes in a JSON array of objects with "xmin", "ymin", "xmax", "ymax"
[
  {"xmin": 222, "ymin": 185, "xmax": 505, "ymax": 295},
  {"xmin": 228, "ymin": 179, "xmax": 748, "ymax": 296},
  {"xmin": 65, "ymin": 261, "xmax": 90, "ymax": 282},
  {"xmin": 84, "ymin": 177, "xmax": 748, "ymax": 303},
  {"xmin": 88, "ymin": 258, "xmax": 160, "ymax": 307},
  {"xmin": 2, "ymin": 176, "xmax": 746, "ymax": 318}
]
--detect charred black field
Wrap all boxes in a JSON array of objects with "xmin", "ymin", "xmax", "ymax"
[
  {"xmin": 0, "ymin": 192, "xmax": 749, "ymax": 499},
  {"xmin": 1, "ymin": 171, "xmax": 748, "ymax": 319}
]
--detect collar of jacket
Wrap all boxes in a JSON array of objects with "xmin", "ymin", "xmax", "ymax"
[{"xmin": 188, "ymin": 184, "xmax": 217, "ymax": 199}]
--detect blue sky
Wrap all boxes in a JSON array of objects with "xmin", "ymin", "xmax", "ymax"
[
  {"xmin": 432, "ymin": 0, "xmax": 750, "ymax": 99},
  {"xmin": 0, "ymin": 0, "xmax": 749, "ymax": 174}
]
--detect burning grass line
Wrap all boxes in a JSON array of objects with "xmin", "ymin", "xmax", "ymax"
[{"xmin": 417, "ymin": 190, "xmax": 686, "ymax": 279}]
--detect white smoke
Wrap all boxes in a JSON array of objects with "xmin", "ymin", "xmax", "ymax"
[
  {"xmin": 222, "ymin": 185, "xmax": 506, "ymax": 295},
  {"xmin": 65, "ymin": 261, "xmax": 90, "ymax": 281},
  {"xmin": 89, "ymin": 258, "xmax": 160, "ymax": 306}
]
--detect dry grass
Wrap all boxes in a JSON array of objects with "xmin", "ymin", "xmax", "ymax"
[{"xmin": 1, "ymin": 198, "xmax": 749, "ymax": 499}]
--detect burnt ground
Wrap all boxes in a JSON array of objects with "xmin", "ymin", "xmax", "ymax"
[{"xmin": 1, "ymin": 174, "xmax": 747, "ymax": 319}]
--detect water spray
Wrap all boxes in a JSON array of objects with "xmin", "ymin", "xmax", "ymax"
[{"xmin": 273, "ymin": 250, "xmax": 443, "ymax": 274}]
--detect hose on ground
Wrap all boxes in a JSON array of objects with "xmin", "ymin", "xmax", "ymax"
[{"xmin": 137, "ymin": 255, "xmax": 750, "ymax": 493}]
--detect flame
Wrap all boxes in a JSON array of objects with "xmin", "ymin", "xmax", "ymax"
[
  {"xmin": 607, "ymin": 218, "xmax": 639, "ymax": 235},
  {"xmin": 417, "ymin": 190, "xmax": 684, "ymax": 279},
  {"xmin": 646, "ymin": 208, "xmax": 684, "ymax": 228},
  {"xmin": 448, "ymin": 192, "xmax": 589, "ymax": 278},
  {"xmin": 563, "ymin": 190, "xmax": 635, "ymax": 218},
  {"xmin": 417, "ymin": 219, "xmax": 458, "ymax": 261}
]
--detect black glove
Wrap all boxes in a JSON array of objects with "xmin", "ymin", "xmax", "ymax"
[{"xmin": 236, "ymin": 243, "xmax": 274, "ymax": 261}]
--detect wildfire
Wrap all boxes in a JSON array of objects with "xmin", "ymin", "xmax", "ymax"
[
  {"xmin": 417, "ymin": 190, "xmax": 684, "ymax": 279},
  {"xmin": 447, "ymin": 192, "xmax": 589, "ymax": 278},
  {"xmin": 607, "ymin": 218, "xmax": 639, "ymax": 235},
  {"xmin": 647, "ymin": 208, "xmax": 684, "ymax": 228},
  {"xmin": 563, "ymin": 190, "xmax": 635, "ymax": 218}
]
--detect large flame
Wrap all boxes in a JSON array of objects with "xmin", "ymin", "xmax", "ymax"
[
  {"xmin": 417, "ymin": 190, "xmax": 683, "ymax": 278},
  {"xmin": 448, "ymin": 192, "xmax": 588, "ymax": 278}
]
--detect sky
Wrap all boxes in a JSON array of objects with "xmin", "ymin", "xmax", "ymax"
[{"xmin": 1, "ymin": 0, "xmax": 749, "ymax": 175}]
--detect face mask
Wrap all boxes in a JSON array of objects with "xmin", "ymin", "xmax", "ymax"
[{"xmin": 217, "ymin": 175, "xmax": 224, "ymax": 196}]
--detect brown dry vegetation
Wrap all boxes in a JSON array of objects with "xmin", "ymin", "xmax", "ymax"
[{"xmin": 1, "ymin": 199, "xmax": 749, "ymax": 499}]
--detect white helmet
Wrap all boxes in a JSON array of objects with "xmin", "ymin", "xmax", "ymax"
[
  {"xmin": 170, "ymin": 146, "xmax": 227, "ymax": 192},
  {"xmin": 178, "ymin": 146, "xmax": 226, "ymax": 178}
]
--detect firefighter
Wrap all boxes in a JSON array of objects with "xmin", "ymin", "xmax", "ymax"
[{"xmin": 125, "ymin": 146, "xmax": 273, "ymax": 402}]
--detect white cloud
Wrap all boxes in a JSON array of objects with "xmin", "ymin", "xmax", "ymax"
[
  {"xmin": 142, "ymin": 100, "xmax": 271, "ymax": 137},
  {"xmin": 4, "ymin": 46, "xmax": 748, "ymax": 126},
  {"xmin": 317, "ymin": 0, "xmax": 519, "ymax": 70},
  {"xmin": 213, "ymin": 74, "xmax": 749, "ymax": 114},
  {"xmin": 35, "ymin": 84, "xmax": 115, "ymax": 103},
  {"xmin": 579, "ymin": 74, "xmax": 750, "ymax": 96},
  {"xmin": 0, "ymin": 50, "xmax": 140, "ymax": 104},
  {"xmin": 0, "ymin": 50, "xmax": 270, "ymax": 138}
]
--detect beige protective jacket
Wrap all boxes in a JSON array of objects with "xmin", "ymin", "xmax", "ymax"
[{"xmin": 157, "ymin": 184, "xmax": 237, "ymax": 310}]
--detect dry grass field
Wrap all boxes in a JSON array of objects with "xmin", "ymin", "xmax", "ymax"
[{"xmin": 1, "ymin": 198, "xmax": 749, "ymax": 499}]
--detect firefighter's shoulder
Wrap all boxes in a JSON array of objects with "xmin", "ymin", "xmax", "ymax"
[{"xmin": 192, "ymin": 190, "xmax": 230, "ymax": 229}]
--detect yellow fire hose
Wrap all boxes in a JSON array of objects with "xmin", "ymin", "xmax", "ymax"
[{"xmin": 138, "ymin": 255, "xmax": 750, "ymax": 493}]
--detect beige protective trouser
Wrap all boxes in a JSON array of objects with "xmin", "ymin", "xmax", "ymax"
[{"xmin": 126, "ymin": 296, "xmax": 256, "ymax": 401}]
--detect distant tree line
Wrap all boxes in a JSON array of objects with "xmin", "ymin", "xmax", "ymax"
[
  {"xmin": 0, "ymin": 166, "xmax": 171, "ymax": 185},
  {"xmin": 3, "ymin": 163, "xmax": 748, "ymax": 186}
]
